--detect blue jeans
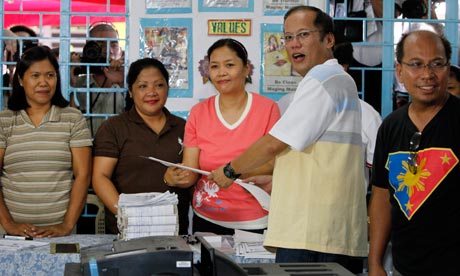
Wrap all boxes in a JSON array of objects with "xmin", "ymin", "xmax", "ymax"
[{"xmin": 275, "ymin": 248, "xmax": 352, "ymax": 268}]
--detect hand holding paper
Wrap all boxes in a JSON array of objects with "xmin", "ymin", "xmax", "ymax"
[
  {"xmin": 165, "ymin": 165, "xmax": 197, "ymax": 188},
  {"xmin": 141, "ymin": 156, "xmax": 208, "ymax": 175},
  {"xmin": 141, "ymin": 156, "xmax": 270, "ymax": 210},
  {"xmin": 208, "ymin": 163, "xmax": 234, "ymax": 189}
]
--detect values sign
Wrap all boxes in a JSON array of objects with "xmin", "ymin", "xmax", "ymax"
[{"xmin": 208, "ymin": 19, "xmax": 251, "ymax": 36}]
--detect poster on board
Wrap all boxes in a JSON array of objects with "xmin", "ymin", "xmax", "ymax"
[
  {"xmin": 140, "ymin": 18, "xmax": 193, "ymax": 97},
  {"xmin": 263, "ymin": 0, "xmax": 309, "ymax": 16},
  {"xmin": 260, "ymin": 23, "xmax": 301, "ymax": 99},
  {"xmin": 145, "ymin": 0, "xmax": 192, "ymax": 14},
  {"xmin": 198, "ymin": 0, "xmax": 253, "ymax": 12}
]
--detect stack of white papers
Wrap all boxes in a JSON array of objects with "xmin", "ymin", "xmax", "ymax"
[
  {"xmin": 233, "ymin": 229, "xmax": 276, "ymax": 259},
  {"xmin": 117, "ymin": 191, "xmax": 179, "ymax": 240}
]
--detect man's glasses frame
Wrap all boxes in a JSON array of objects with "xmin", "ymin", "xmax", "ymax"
[
  {"xmin": 408, "ymin": 131, "xmax": 422, "ymax": 174},
  {"xmin": 282, "ymin": 29, "xmax": 322, "ymax": 43},
  {"xmin": 401, "ymin": 60, "xmax": 449, "ymax": 74}
]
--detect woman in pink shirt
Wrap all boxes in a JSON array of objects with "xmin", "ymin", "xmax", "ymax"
[{"xmin": 164, "ymin": 39, "xmax": 280, "ymax": 235}]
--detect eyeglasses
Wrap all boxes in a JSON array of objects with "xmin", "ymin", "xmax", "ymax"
[
  {"xmin": 401, "ymin": 60, "xmax": 448, "ymax": 74},
  {"xmin": 282, "ymin": 30, "xmax": 321, "ymax": 43},
  {"xmin": 407, "ymin": 131, "xmax": 422, "ymax": 174}
]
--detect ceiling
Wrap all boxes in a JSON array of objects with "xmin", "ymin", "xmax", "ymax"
[{"xmin": 3, "ymin": 0, "xmax": 126, "ymax": 27}]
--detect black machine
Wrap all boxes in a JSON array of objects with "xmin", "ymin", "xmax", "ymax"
[
  {"xmin": 65, "ymin": 236, "xmax": 194, "ymax": 276},
  {"xmin": 195, "ymin": 234, "xmax": 355, "ymax": 276},
  {"xmin": 240, "ymin": 263, "xmax": 356, "ymax": 276},
  {"xmin": 65, "ymin": 235, "xmax": 356, "ymax": 276},
  {"xmin": 195, "ymin": 234, "xmax": 248, "ymax": 276}
]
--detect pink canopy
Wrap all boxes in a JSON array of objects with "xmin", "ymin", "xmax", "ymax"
[{"xmin": 3, "ymin": 0, "xmax": 126, "ymax": 27}]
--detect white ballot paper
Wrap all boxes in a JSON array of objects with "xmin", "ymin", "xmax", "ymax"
[
  {"xmin": 118, "ymin": 191, "xmax": 178, "ymax": 207},
  {"xmin": 141, "ymin": 156, "xmax": 270, "ymax": 211},
  {"xmin": 117, "ymin": 191, "xmax": 179, "ymax": 240},
  {"xmin": 233, "ymin": 229, "xmax": 276, "ymax": 259}
]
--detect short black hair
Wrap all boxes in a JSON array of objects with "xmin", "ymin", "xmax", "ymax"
[
  {"xmin": 125, "ymin": 58, "xmax": 169, "ymax": 111},
  {"xmin": 207, "ymin": 38, "xmax": 249, "ymax": 66},
  {"xmin": 284, "ymin": 5, "xmax": 334, "ymax": 41},
  {"xmin": 9, "ymin": 25, "xmax": 39, "ymax": 61},
  {"xmin": 89, "ymin": 21, "xmax": 119, "ymax": 38},
  {"xmin": 8, "ymin": 46, "xmax": 69, "ymax": 111},
  {"xmin": 207, "ymin": 38, "xmax": 252, "ymax": 83},
  {"xmin": 334, "ymin": 42, "xmax": 354, "ymax": 66},
  {"xmin": 10, "ymin": 25, "xmax": 37, "ymax": 37},
  {"xmin": 450, "ymin": 65, "xmax": 460, "ymax": 81},
  {"xmin": 395, "ymin": 30, "xmax": 451, "ymax": 64}
]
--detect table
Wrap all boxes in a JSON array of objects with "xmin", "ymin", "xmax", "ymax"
[
  {"xmin": 0, "ymin": 234, "xmax": 116, "ymax": 276},
  {"xmin": 0, "ymin": 234, "xmax": 274, "ymax": 276}
]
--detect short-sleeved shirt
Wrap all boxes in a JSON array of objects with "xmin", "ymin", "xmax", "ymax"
[
  {"xmin": 74, "ymin": 74, "xmax": 125, "ymax": 137},
  {"xmin": 371, "ymin": 95, "xmax": 460, "ymax": 275},
  {"xmin": 278, "ymin": 94, "xmax": 382, "ymax": 192},
  {"xmin": 93, "ymin": 107, "xmax": 190, "ymax": 234},
  {"xmin": 360, "ymin": 100, "xmax": 382, "ymax": 191},
  {"xmin": 0, "ymin": 106, "xmax": 92, "ymax": 226},
  {"xmin": 266, "ymin": 59, "xmax": 368, "ymax": 257},
  {"xmin": 185, "ymin": 92, "xmax": 280, "ymax": 230}
]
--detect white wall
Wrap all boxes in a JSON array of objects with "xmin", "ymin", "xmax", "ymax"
[{"xmin": 128, "ymin": 1, "xmax": 325, "ymax": 114}]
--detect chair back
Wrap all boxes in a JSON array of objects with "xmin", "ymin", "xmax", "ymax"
[{"xmin": 86, "ymin": 194, "xmax": 106, "ymax": 234}]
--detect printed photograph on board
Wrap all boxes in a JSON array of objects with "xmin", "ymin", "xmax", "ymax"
[
  {"xmin": 260, "ymin": 24, "xmax": 301, "ymax": 97},
  {"xmin": 140, "ymin": 18, "xmax": 193, "ymax": 97}
]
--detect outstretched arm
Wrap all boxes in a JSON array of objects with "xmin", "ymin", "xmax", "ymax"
[{"xmin": 210, "ymin": 134, "xmax": 287, "ymax": 188}]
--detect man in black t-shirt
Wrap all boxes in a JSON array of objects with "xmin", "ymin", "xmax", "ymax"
[{"xmin": 368, "ymin": 30, "xmax": 460, "ymax": 276}]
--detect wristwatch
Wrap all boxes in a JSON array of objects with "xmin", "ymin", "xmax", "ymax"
[{"xmin": 223, "ymin": 162, "xmax": 241, "ymax": 180}]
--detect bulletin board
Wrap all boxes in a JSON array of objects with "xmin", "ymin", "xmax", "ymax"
[{"xmin": 130, "ymin": 0, "xmax": 322, "ymax": 115}]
